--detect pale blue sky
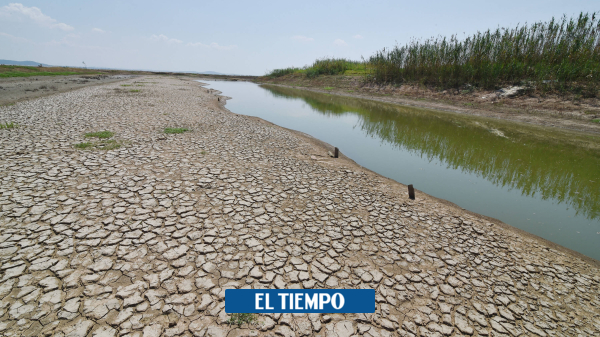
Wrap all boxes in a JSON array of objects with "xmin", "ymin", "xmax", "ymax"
[{"xmin": 0, "ymin": 1, "xmax": 597, "ymax": 75}]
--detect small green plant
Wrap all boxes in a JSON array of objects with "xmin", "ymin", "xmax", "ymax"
[
  {"xmin": 85, "ymin": 131, "xmax": 114, "ymax": 139},
  {"xmin": 1, "ymin": 103, "xmax": 16, "ymax": 106},
  {"xmin": 592, "ymin": 119, "xmax": 600, "ymax": 124},
  {"xmin": 0, "ymin": 122, "xmax": 17, "ymax": 129},
  {"xmin": 97, "ymin": 140, "xmax": 122, "ymax": 150},
  {"xmin": 164, "ymin": 128, "xmax": 189, "ymax": 134},
  {"xmin": 129, "ymin": 89, "xmax": 141, "ymax": 93},
  {"xmin": 324, "ymin": 87, "xmax": 334, "ymax": 90},
  {"xmin": 74, "ymin": 140, "xmax": 123, "ymax": 150},
  {"xmin": 121, "ymin": 84, "xmax": 132, "ymax": 87},
  {"xmin": 201, "ymin": 151, "xmax": 207, "ymax": 155},
  {"xmin": 226, "ymin": 313, "xmax": 257, "ymax": 326},
  {"xmin": 78, "ymin": 131, "xmax": 123, "ymax": 150},
  {"xmin": 74, "ymin": 142, "xmax": 93, "ymax": 149}
]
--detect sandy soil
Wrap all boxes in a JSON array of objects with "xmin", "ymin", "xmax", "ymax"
[
  {"xmin": 0, "ymin": 76, "xmax": 598, "ymax": 337},
  {"xmin": 0, "ymin": 74, "xmax": 135, "ymax": 106}
]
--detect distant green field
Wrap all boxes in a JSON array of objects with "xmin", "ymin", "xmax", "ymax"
[
  {"xmin": 0, "ymin": 71, "xmax": 82, "ymax": 78},
  {"xmin": 0, "ymin": 65, "xmax": 100, "ymax": 78}
]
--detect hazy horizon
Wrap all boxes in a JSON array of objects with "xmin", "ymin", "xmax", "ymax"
[{"xmin": 1, "ymin": 0, "xmax": 597, "ymax": 75}]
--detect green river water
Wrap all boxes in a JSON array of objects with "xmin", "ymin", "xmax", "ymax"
[{"xmin": 202, "ymin": 80, "xmax": 600, "ymax": 261}]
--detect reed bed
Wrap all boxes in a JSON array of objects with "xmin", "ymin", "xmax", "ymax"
[
  {"xmin": 267, "ymin": 12, "xmax": 600, "ymax": 95},
  {"xmin": 266, "ymin": 67, "xmax": 300, "ymax": 78},
  {"xmin": 266, "ymin": 58, "xmax": 364, "ymax": 78},
  {"xmin": 370, "ymin": 12, "xmax": 600, "ymax": 93}
]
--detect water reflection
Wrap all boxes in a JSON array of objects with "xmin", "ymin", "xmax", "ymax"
[{"xmin": 263, "ymin": 85, "xmax": 600, "ymax": 221}]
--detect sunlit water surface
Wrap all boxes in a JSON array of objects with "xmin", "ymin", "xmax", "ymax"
[{"xmin": 200, "ymin": 80, "xmax": 600, "ymax": 261}]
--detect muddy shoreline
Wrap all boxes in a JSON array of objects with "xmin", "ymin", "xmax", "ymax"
[
  {"xmin": 194, "ymin": 78, "xmax": 600, "ymax": 268},
  {"xmin": 261, "ymin": 83, "xmax": 600, "ymax": 135},
  {"xmin": 194, "ymin": 74, "xmax": 600, "ymax": 136}
]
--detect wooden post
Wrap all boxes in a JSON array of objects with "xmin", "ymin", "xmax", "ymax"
[
  {"xmin": 334, "ymin": 147, "xmax": 339, "ymax": 158},
  {"xmin": 408, "ymin": 184, "xmax": 415, "ymax": 200}
]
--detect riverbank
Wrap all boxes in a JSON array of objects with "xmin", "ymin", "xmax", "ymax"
[
  {"xmin": 199, "ymin": 79, "xmax": 600, "ymax": 261},
  {"xmin": 256, "ymin": 74, "xmax": 600, "ymax": 135},
  {"xmin": 0, "ymin": 76, "xmax": 598, "ymax": 336}
]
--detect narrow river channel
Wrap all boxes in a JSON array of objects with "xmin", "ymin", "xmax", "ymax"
[{"xmin": 200, "ymin": 80, "xmax": 600, "ymax": 261}]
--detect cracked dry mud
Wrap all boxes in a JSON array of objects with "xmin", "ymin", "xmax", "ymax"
[{"xmin": 0, "ymin": 76, "xmax": 599, "ymax": 337}]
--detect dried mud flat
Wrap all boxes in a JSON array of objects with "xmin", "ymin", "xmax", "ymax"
[
  {"xmin": 0, "ymin": 74, "xmax": 134, "ymax": 106},
  {"xmin": 0, "ymin": 76, "xmax": 599, "ymax": 337}
]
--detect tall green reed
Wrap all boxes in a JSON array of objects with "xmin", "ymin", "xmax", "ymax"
[{"xmin": 368, "ymin": 12, "xmax": 600, "ymax": 94}]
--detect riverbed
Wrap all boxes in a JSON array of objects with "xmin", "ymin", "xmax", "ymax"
[
  {"xmin": 201, "ymin": 79, "xmax": 600, "ymax": 261},
  {"xmin": 1, "ymin": 76, "xmax": 598, "ymax": 336}
]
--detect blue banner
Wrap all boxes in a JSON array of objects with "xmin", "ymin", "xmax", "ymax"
[{"xmin": 225, "ymin": 289, "xmax": 375, "ymax": 313}]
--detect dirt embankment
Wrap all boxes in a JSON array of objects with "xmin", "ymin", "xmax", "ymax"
[
  {"xmin": 0, "ymin": 74, "xmax": 136, "ymax": 105},
  {"xmin": 256, "ymin": 74, "xmax": 600, "ymax": 135}
]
